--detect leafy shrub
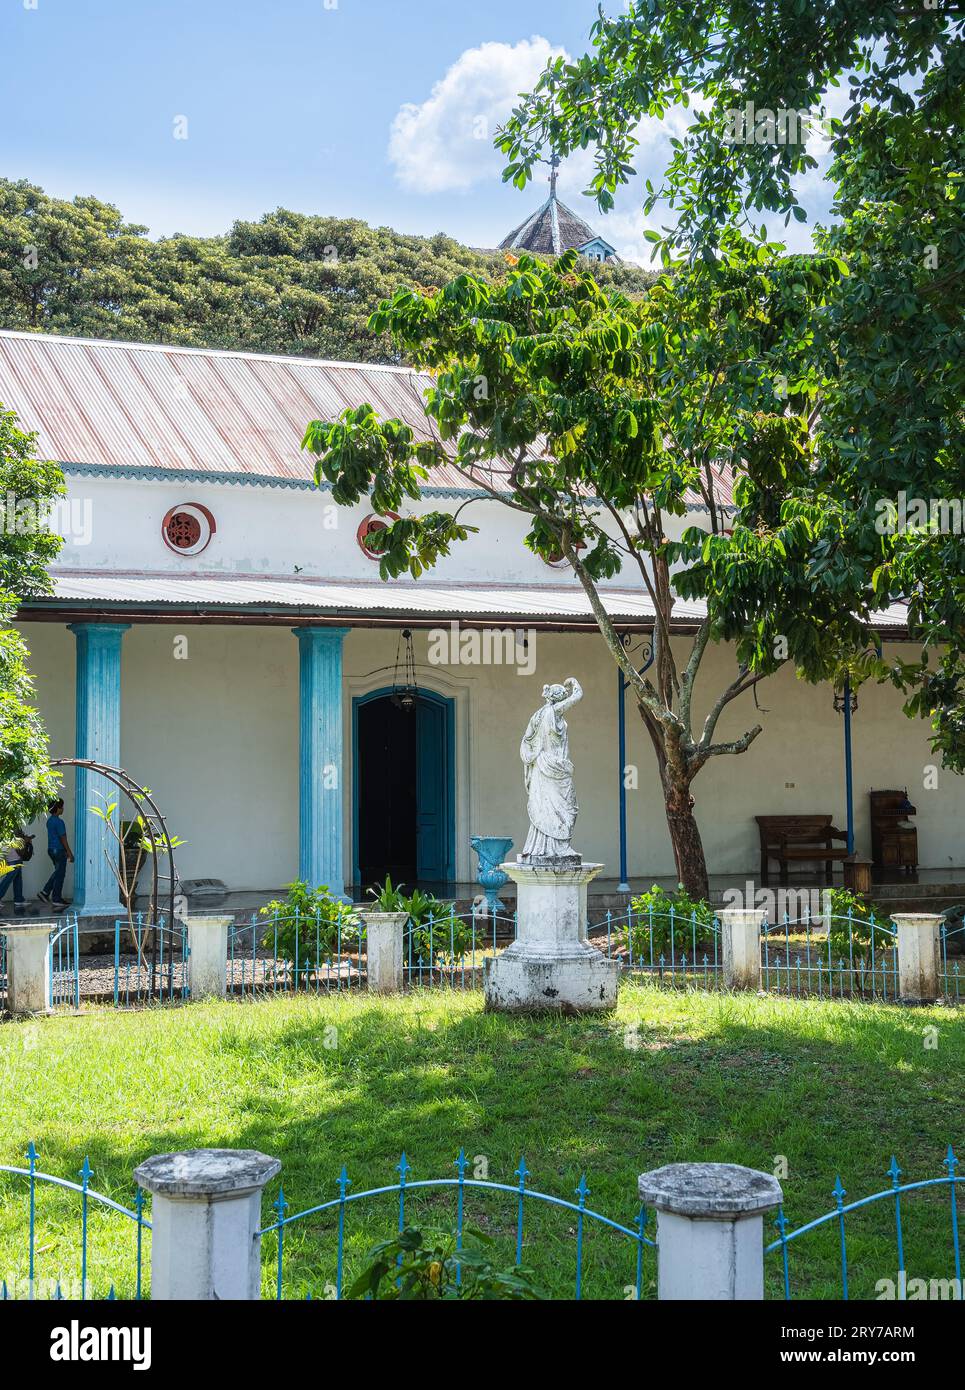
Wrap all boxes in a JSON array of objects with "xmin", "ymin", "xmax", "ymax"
[
  {"xmin": 628, "ymin": 883, "xmax": 716, "ymax": 959},
  {"xmin": 368, "ymin": 878, "xmax": 472, "ymax": 965},
  {"xmin": 824, "ymin": 887, "xmax": 888, "ymax": 959},
  {"xmin": 260, "ymin": 881, "xmax": 360, "ymax": 966},
  {"xmin": 346, "ymin": 1227, "xmax": 545, "ymax": 1300}
]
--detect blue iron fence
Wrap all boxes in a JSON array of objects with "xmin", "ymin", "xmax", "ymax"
[
  {"xmin": 47, "ymin": 915, "xmax": 188, "ymax": 1009},
  {"xmin": 588, "ymin": 906, "xmax": 723, "ymax": 987},
  {"xmin": 0, "ymin": 1144, "xmax": 150, "ymax": 1300},
  {"xmin": 402, "ymin": 907, "xmax": 516, "ymax": 988},
  {"xmin": 2, "ymin": 1143, "xmax": 960, "ymax": 1301},
  {"xmin": 761, "ymin": 908, "xmax": 900, "ymax": 1000},
  {"xmin": 767, "ymin": 1148, "xmax": 961, "ymax": 1300},
  {"xmin": 228, "ymin": 906, "xmax": 364, "ymax": 996},
  {"xmin": 941, "ymin": 922, "xmax": 964, "ymax": 1001},
  {"xmin": 257, "ymin": 1150, "xmax": 654, "ymax": 1300}
]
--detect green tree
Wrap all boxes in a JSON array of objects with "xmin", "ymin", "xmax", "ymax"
[
  {"xmin": 0, "ymin": 182, "xmax": 656, "ymax": 362},
  {"xmin": 0, "ymin": 407, "xmax": 65, "ymax": 839},
  {"xmin": 497, "ymin": 0, "xmax": 965, "ymax": 766},
  {"xmin": 303, "ymin": 238, "xmax": 843, "ymax": 896}
]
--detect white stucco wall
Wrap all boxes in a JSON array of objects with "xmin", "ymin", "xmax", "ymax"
[
  {"xmin": 52, "ymin": 472, "xmax": 697, "ymax": 584},
  {"xmin": 17, "ymin": 621, "xmax": 965, "ymax": 897}
]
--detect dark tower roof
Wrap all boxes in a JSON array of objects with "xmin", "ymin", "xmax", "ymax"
[{"xmin": 498, "ymin": 157, "xmax": 618, "ymax": 259}]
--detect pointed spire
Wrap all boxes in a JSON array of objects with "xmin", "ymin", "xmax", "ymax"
[{"xmin": 548, "ymin": 152, "xmax": 560, "ymax": 199}]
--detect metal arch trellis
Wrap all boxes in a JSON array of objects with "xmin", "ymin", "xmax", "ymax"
[
  {"xmin": 50, "ymin": 760, "xmax": 181, "ymax": 1000},
  {"xmin": 50, "ymin": 759, "xmax": 179, "ymax": 931}
]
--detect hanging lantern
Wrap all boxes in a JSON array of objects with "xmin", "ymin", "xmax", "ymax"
[
  {"xmin": 832, "ymin": 681, "xmax": 858, "ymax": 715},
  {"xmin": 390, "ymin": 628, "xmax": 418, "ymax": 713}
]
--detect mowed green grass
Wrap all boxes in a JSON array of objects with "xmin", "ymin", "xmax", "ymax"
[{"xmin": 0, "ymin": 983, "xmax": 961, "ymax": 1300}]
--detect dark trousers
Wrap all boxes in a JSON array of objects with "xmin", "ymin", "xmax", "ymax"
[
  {"xmin": 0, "ymin": 864, "xmax": 24, "ymax": 903},
  {"xmin": 43, "ymin": 851, "xmax": 67, "ymax": 901}
]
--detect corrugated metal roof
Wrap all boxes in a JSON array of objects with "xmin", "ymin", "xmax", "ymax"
[
  {"xmin": 0, "ymin": 329, "xmax": 472, "ymax": 491},
  {"xmin": 29, "ymin": 571, "xmax": 673, "ymax": 622},
  {"xmin": 0, "ymin": 330, "xmax": 729, "ymax": 509},
  {"xmin": 23, "ymin": 570, "xmax": 909, "ymax": 632}
]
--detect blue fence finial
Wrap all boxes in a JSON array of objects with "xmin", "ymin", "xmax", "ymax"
[
  {"xmin": 576, "ymin": 1173, "xmax": 590, "ymax": 1203},
  {"xmin": 80, "ymin": 1156, "xmax": 93, "ymax": 1185},
  {"xmin": 337, "ymin": 1165, "xmax": 351, "ymax": 1198},
  {"xmin": 27, "ymin": 1141, "xmax": 37, "ymax": 1167},
  {"xmin": 945, "ymin": 1144, "xmax": 959, "ymax": 1176},
  {"xmin": 274, "ymin": 1185, "xmax": 288, "ymax": 1222},
  {"xmin": 396, "ymin": 1151, "xmax": 411, "ymax": 1183},
  {"xmin": 888, "ymin": 1156, "xmax": 902, "ymax": 1186},
  {"xmin": 832, "ymin": 1175, "xmax": 847, "ymax": 1205},
  {"xmin": 454, "ymin": 1148, "xmax": 468, "ymax": 1177},
  {"xmin": 515, "ymin": 1155, "xmax": 530, "ymax": 1187}
]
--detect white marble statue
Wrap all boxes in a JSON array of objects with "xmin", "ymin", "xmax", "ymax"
[{"xmin": 519, "ymin": 677, "xmax": 583, "ymax": 861}]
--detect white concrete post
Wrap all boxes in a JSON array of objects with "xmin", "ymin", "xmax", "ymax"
[
  {"xmin": 891, "ymin": 913, "xmax": 943, "ymax": 1004},
  {"xmin": 185, "ymin": 915, "xmax": 232, "ymax": 999},
  {"xmin": 638, "ymin": 1162, "xmax": 783, "ymax": 1300},
  {"xmin": 362, "ymin": 911, "xmax": 407, "ymax": 993},
  {"xmin": 134, "ymin": 1149, "xmax": 281, "ymax": 1300},
  {"xmin": 720, "ymin": 908, "xmax": 763, "ymax": 990},
  {"xmin": 3, "ymin": 922, "xmax": 54, "ymax": 1016}
]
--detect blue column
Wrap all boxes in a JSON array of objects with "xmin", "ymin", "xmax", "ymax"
[
  {"xmin": 68, "ymin": 623, "xmax": 130, "ymax": 916},
  {"xmin": 843, "ymin": 676, "xmax": 855, "ymax": 855},
  {"xmin": 617, "ymin": 671, "xmax": 630, "ymax": 892},
  {"xmin": 293, "ymin": 627, "xmax": 350, "ymax": 894}
]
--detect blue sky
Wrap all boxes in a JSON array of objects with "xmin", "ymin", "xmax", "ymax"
[{"xmin": 2, "ymin": 0, "xmax": 834, "ymax": 260}]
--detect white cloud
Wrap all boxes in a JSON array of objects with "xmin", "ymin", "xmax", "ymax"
[{"xmin": 388, "ymin": 37, "xmax": 565, "ymax": 194}]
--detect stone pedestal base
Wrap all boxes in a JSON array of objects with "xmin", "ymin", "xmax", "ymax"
[{"xmin": 484, "ymin": 860, "xmax": 619, "ymax": 1013}]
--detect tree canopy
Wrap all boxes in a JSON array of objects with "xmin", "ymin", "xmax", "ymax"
[
  {"xmin": 0, "ymin": 179, "xmax": 655, "ymax": 363},
  {"xmin": 498, "ymin": 0, "xmax": 964, "ymax": 766},
  {"xmin": 0, "ymin": 406, "xmax": 65, "ymax": 840}
]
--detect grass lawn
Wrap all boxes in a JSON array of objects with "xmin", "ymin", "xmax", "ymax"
[{"xmin": 0, "ymin": 983, "xmax": 961, "ymax": 1300}]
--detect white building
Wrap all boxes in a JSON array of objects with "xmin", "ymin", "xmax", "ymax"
[{"xmin": 1, "ymin": 329, "xmax": 960, "ymax": 914}]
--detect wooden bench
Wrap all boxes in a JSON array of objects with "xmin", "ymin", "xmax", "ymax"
[{"xmin": 755, "ymin": 815, "xmax": 850, "ymax": 886}]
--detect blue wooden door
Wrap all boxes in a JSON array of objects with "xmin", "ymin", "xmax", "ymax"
[{"xmin": 416, "ymin": 697, "xmax": 448, "ymax": 882}]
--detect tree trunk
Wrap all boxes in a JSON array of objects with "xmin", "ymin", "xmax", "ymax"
[{"xmin": 663, "ymin": 780, "xmax": 710, "ymax": 901}]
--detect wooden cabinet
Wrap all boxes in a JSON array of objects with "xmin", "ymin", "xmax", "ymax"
[{"xmin": 869, "ymin": 789, "xmax": 918, "ymax": 875}]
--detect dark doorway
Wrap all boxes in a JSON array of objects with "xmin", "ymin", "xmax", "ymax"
[{"xmin": 354, "ymin": 691, "xmax": 453, "ymax": 893}]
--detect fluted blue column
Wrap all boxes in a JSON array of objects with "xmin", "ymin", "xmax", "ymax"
[
  {"xmin": 68, "ymin": 623, "xmax": 130, "ymax": 916},
  {"xmin": 293, "ymin": 627, "xmax": 349, "ymax": 894}
]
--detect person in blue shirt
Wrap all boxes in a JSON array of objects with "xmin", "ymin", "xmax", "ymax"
[{"xmin": 38, "ymin": 799, "xmax": 74, "ymax": 910}]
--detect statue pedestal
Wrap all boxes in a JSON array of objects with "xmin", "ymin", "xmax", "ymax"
[{"xmin": 484, "ymin": 860, "xmax": 619, "ymax": 1013}]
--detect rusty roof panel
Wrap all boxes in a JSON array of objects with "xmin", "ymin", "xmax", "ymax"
[{"xmin": 0, "ymin": 330, "xmax": 730, "ymax": 505}]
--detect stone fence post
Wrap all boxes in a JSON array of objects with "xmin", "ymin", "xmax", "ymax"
[
  {"xmin": 363, "ymin": 911, "xmax": 408, "ymax": 993},
  {"xmin": 638, "ymin": 1162, "xmax": 783, "ymax": 1300},
  {"xmin": 185, "ymin": 915, "xmax": 233, "ymax": 999},
  {"xmin": 720, "ymin": 908, "xmax": 763, "ymax": 990},
  {"xmin": 3, "ymin": 921, "xmax": 55, "ymax": 1016},
  {"xmin": 891, "ymin": 913, "xmax": 943, "ymax": 1004},
  {"xmin": 134, "ymin": 1149, "xmax": 281, "ymax": 1299}
]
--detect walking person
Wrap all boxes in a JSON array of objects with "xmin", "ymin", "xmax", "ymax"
[
  {"xmin": 0, "ymin": 829, "xmax": 33, "ymax": 914},
  {"xmin": 38, "ymin": 798, "xmax": 73, "ymax": 911}
]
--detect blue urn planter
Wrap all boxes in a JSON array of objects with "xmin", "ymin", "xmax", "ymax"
[{"xmin": 471, "ymin": 836, "xmax": 513, "ymax": 913}]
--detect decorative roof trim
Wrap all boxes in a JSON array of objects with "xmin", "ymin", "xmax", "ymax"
[{"xmin": 58, "ymin": 460, "xmax": 487, "ymax": 500}]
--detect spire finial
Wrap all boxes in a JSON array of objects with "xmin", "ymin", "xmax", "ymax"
[{"xmin": 549, "ymin": 153, "xmax": 560, "ymax": 198}]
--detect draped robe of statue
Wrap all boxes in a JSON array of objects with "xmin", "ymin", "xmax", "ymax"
[{"xmin": 519, "ymin": 679, "xmax": 583, "ymax": 861}]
